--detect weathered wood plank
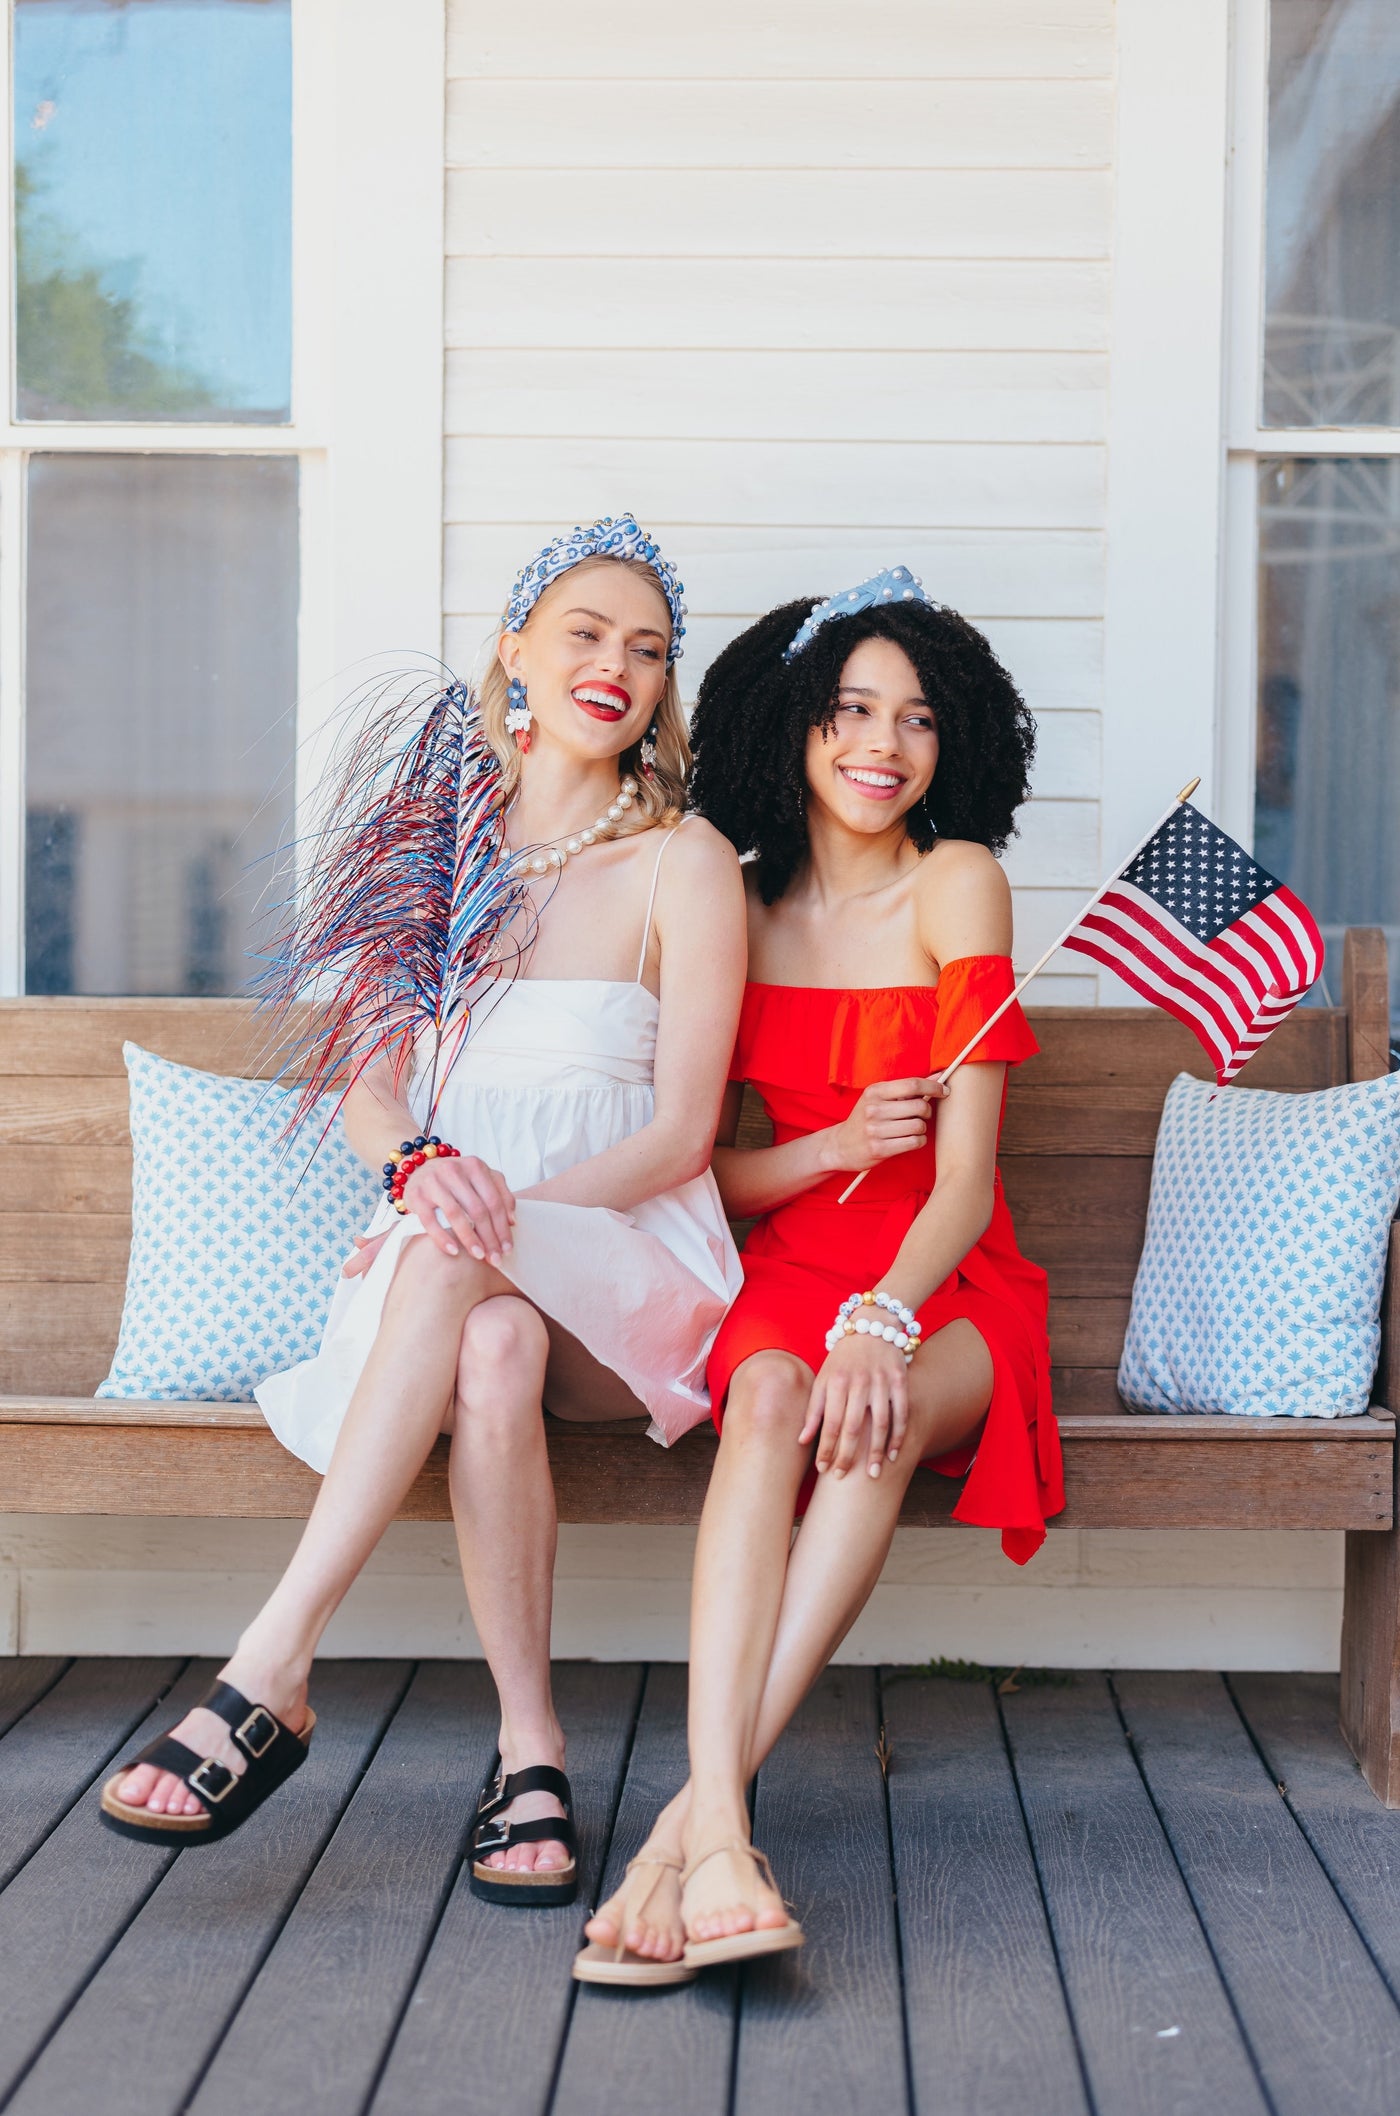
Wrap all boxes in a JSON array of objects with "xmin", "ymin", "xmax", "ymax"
[
  {"xmin": 1001, "ymin": 1675, "xmax": 1266, "ymax": 2116},
  {"xmin": 188, "ymin": 1661, "xmax": 486, "ymax": 2116},
  {"xmin": 0, "ymin": 998, "xmax": 287, "ymax": 1079},
  {"xmin": 0, "ymin": 1215, "xmax": 133, "ymax": 1284},
  {"xmin": 1343, "ymin": 929, "xmax": 1391, "ymax": 1083},
  {"xmin": 0, "ymin": 1656, "xmax": 184, "ymax": 1891},
  {"xmin": 882, "ymin": 1672, "xmax": 1086, "ymax": 2116},
  {"xmin": 1, "ymin": 1412, "xmax": 1389, "ymax": 1531},
  {"xmin": 0, "ymin": 1657, "xmax": 68, "ymax": 1740},
  {"xmin": 1232, "ymin": 1673, "xmax": 1400, "ymax": 1994},
  {"xmin": 369, "ymin": 1662, "xmax": 643, "ymax": 2116},
  {"xmin": 0, "ymin": 1659, "xmax": 214, "ymax": 2103},
  {"xmin": 8, "ymin": 1662, "xmax": 411, "ymax": 2116},
  {"xmin": 999, "ymin": 1156, "xmax": 1153, "ymax": 1296},
  {"xmin": 734, "ymin": 1669, "xmax": 904, "ymax": 2116},
  {"xmin": 0, "ymin": 1281, "xmax": 124, "ymax": 1393},
  {"xmin": 0, "ymin": 1077, "xmax": 132, "ymax": 1145},
  {"xmin": 1114, "ymin": 1671, "xmax": 1400, "ymax": 2113},
  {"xmin": 554, "ymin": 1663, "xmax": 736, "ymax": 2116}
]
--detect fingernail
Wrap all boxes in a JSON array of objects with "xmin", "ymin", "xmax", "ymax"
[
  {"xmin": 503, "ymin": 1242, "xmax": 513, "ymax": 1256},
  {"xmin": 833, "ymin": 1467, "xmax": 845, "ymax": 1481},
  {"xmin": 888, "ymin": 1448, "xmax": 899, "ymax": 1461},
  {"xmin": 869, "ymin": 1463, "xmax": 880, "ymax": 1477},
  {"xmin": 472, "ymin": 1247, "xmax": 486, "ymax": 1261},
  {"xmin": 446, "ymin": 1244, "xmax": 460, "ymax": 1257},
  {"xmin": 815, "ymin": 1461, "xmax": 827, "ymax": 1474}
]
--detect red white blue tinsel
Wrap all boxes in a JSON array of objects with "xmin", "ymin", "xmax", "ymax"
[{"xmin": 259, "ymin": 677, "xmax": 532, "ymax": 1146}]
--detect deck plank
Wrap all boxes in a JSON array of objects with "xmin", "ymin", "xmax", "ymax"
[
  {"xmin": 733, "ymin": 1668, "xmax": 905, "ymax": 2116},
  {"xmin": 553, "ymin": 1664, "xmax": 736, "ymax": 2116},
  {"xmin": 1230, "ymin": 1673, "xmax": 1400, "ymax": 1999},
  {"xmin": 7, "ymin": 1662, "xmax": 410, "ymax": 2116},
  {"xmin": 369, "ymin": 1661, "xmax": 643, "ymax": 2116},
  {"xmin": 0, "ymin": 1655, "xmax": 184, "ymax": 1890},
  {"xmin": 1114, "ymin": 1671, "xmax": 1400, "ymax": 2116},
  {"xmin": 189, "ymin": 1661, "xmax": 493, "ymax": 2116},
  {"xmin": 1002, "ymin": 1674, "xmax": 1266, "ymax": 2116},
  {"xmin": 0, "ymin": 1656, "xmax": 68, "ymax": 1740},
  {"xmin": 881, "ymin": 1673, "xmax": 1086, "ymax": 2116},
  {"xmin": 0, "ymin": 1659, "xmax": 217, "ymax": 2103}
]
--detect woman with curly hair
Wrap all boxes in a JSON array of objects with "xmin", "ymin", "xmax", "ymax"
[{"xmin": 577, "ymin": 568, "xmax": 1063, "ymax": 1984}]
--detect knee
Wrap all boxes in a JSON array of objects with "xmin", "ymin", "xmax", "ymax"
[
  {"xmin": 457, "ymin": 1296, "xmax": 548, "ymax": 1404},
  {"xmin": 723, "ymin": 1353, "xmax": 809, "ymax": 1449}
]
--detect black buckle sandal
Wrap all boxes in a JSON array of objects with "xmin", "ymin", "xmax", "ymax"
[
  {"xmin": 469, "ymin": 1754, "xmax": 578, "ymax": 1906},
  {"xmin": 99, "ymin": 1680, "xmax": 315, "ymax": 1846}
]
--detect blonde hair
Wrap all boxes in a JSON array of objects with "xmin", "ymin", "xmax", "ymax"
[{"xmin": 477, "ymin": 556, "xmax": 689, "ymax": 831}]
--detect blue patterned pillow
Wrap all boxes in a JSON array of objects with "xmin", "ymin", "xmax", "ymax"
[
  {"xmin": 1119, "ymin": 1070, "xmax": 1400, "ymax": 1418},
  {"xmin": 98, "ymin": 1042, "xmax": 381, "ymax": 1402}
]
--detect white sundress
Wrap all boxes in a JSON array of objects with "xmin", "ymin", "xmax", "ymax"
[{"xmin": 256, "ymin": 829, "xmax": 744, "ymax": 1473}]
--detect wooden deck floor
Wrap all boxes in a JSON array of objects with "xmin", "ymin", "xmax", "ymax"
[{"xmin": 1, "ymin": 1660, "xmax": 1399, "ymax": 2116}]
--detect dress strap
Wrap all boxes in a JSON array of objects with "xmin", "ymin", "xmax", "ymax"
[{"xmin": 635, "ymin": 822, "xmax": 685, "ymax": 982}]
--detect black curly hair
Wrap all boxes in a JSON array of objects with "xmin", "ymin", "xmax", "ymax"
[{"xmin": 689, "ymin": 596, "xmax": 1037, "ymax": 904}]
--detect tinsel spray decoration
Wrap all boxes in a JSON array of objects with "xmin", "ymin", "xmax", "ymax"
[{"xmin": 259, "ymin": 677, "xmax": 534, "ymax": 1148}]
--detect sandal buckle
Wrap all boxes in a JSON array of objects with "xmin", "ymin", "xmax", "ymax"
[
  {"xmin": 188, "ymin": 1756, "xmax": 236, "ymax": 1804},
  {"xmin": 235, "ymin": 1708, "xmax": 278, "ymax": 1760}
]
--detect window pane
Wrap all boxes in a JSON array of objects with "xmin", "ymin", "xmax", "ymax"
[
  {"xmin": 24, "ymin": 455, "xmax": 297, "ymax": 995},
  {"xmin": 1255, "ymin": 458, "xmax": 1400, "ymax": 1015},
  {"xmin": 14, "ymin": 0, "xmax": 291, "ymax": 422},
  {"xmin": 1264, "ymin": 1, "xmax": 1400, "ymax": 427}
]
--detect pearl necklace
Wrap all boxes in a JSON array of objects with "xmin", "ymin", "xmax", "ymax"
[{"xmin": 511, "ymin": 777, "xmax": 640, "ymax": 877}]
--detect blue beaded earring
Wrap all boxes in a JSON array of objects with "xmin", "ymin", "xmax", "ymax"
[{"xmin": 505, "ymin": 676, "xmax": 531, "ymax": 753}]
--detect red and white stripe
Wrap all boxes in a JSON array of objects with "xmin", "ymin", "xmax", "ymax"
[{"xmin": 1064, "ymin": 879, "xmax": 1324, "ymax": 1083}]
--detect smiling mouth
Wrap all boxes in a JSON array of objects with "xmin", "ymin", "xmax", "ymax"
[
  {"xmin": 839, "ymin": 764, "xmax": 906, "ymax": 798},
  {"xmin": 572, "ymin": 684, "xmax": 631, "ymax": 721}
]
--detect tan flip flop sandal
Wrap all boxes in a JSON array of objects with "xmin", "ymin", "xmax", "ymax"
[
  {"xmin": 681, "ymin": 1840, "xmax": 805, "ymax": 1969},
  {"xmin": 572, "ymin": 1849, "xmax": 696, "ymax": 1986}
]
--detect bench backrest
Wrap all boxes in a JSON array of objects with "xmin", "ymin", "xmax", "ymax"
[{"xmin": 1, "ymin": 931, "xmax": 1389, "ymax": 1397}]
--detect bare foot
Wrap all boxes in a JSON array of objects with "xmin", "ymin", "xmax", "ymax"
[
  {"xmin": 481, "ymin": 1738, "xmax": 573, "ymax": 1873},
  {"xmin": 584, "ymin": 1838, "xmax": 686, "ymax": 1961},
  {"xmin": 116, "ymin": 1655, "xmax": 308, "ymax": 1819},
  {"xmin": 681, "ymin": 1838, "xmax": 789, "ymax": 1945}
]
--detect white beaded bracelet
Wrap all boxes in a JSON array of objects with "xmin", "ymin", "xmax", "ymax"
[{"xmin": 824, "ymin": 1289, "xmax": 924, "ymax": 1366}]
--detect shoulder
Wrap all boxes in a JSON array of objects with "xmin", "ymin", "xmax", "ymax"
[
  {"xmin": 658, "ymin": 814, "xmax": 742, "ymax": 884},
  {"xmin": 912, "ymin": 839, "xmax": 1012, "ymax": 961},
  {"xmin": 654, "ymin": 817, "xmax": 745, "ymax": 923}
]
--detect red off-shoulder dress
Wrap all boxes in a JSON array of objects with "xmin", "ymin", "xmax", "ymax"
[{"xmin": 707, "ymin": 954, "xmax": 1063, "ymax": 1565}]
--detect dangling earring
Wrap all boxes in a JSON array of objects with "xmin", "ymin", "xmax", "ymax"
[
  {"xmin": 505, "ymin": 676, "xmax": 531, "ymax": 754},
  {"xmin": 640, "ymin": 718, "xmax": 659, "ymax": 778}
]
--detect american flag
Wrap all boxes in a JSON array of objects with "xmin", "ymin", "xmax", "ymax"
[{"xmin": 1061, "ymin": 802, "xmax": 1325, "ymax": 1084}]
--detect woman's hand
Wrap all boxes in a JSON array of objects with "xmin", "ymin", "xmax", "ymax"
[
  {"xmin": 824, "ymin": 1074, "xmax": 949, "ymax": 1175},
  {"xmin": 401, "ymin": 1154, "xmax": 516, "ymax": 1264},
  {"xmin": 800, "ymin": 1334, "xmax": 910, "ymax": 1480},
  {"xmin": 342, "ymin": 1230, "xmax": 389, "ymax": 1280}
]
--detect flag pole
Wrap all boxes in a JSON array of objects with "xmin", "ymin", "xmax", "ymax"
[{"xmin": 835, "ymin": 776, "xmax": 1201, "ymax": 1205}]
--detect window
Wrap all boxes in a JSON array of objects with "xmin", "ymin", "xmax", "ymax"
[
  {"xmin": 0, "ymin": 3, "xmax": 445, "ymax": 998},
  {"xmin": 1228, "ymin": 0, "xmax": 1400, "ymax": 1021}
]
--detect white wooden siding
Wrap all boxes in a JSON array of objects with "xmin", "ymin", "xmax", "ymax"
[{"xmin": 443, "ymin": 0, "xmax": 1113, "ymax": 998}]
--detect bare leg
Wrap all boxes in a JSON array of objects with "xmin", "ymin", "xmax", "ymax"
[
  {"xmin": 680, "ymin": 1323, "xmax": 993, "ymax": 1942},
  {"xmin": 120, "ymin": 1236, "xmax": 511, "ymax": 1814},
  {"xmin": 447, "ymin": 1293, "xmax": 572, "ymax": 1872}
]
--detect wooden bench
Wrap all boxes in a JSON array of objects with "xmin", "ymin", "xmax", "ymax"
[{"xmin": 2, "ymin": 930, "xmax": 1397, "ymax": 1800}]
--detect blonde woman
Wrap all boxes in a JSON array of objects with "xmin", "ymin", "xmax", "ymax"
[{"xmin": 98, "ymin": 517, "xmax": 746, "ymax": 1907}]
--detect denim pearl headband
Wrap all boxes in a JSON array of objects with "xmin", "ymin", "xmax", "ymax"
[
  {"xmin": 783, "ymin": 564, "xmax": 932, "ymax": 662},
  {"xmin": 503, "ymin": 513, "xmax": 687, "ymax": 665}
]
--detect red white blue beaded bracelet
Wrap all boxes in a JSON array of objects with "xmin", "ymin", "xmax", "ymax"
[
  {"xmin": 825, "ymin": 1290, "xmax": 923, "ymax": 1365},
  {"xmin": 383, "ymin": 1136, "xmax": 461, "ymax": 1215}
]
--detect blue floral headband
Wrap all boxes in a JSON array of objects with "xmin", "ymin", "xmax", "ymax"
[
  {"xmin": 503, "ymin": 513, "xmax": 687, "ymax": 664},
  {"xmin": 783, "ymin": 564, "xmax": 932, "ymax": 662}
]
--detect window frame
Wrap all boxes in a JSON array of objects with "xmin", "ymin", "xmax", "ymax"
[
  {"xmin": 0, "ymin": 0, "xmax": 445, "ymax": 996},
  {"xmin": 1218, "ymin": 0, "xmax": 1400, "ymax": 855}
]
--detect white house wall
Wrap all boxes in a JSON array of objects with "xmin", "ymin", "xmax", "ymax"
[{"xmin": 441, "ymin": 0, "xmax": 1114, "ymax": 1004}]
